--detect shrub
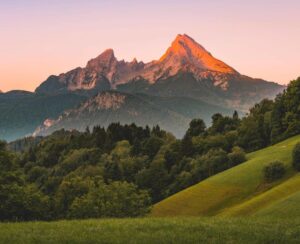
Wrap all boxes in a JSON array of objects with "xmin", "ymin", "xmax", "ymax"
[
  {"xmin": 292, "ymin": 142, "xmax": 300, "ymax": 171},
  {"xmin": 68, "ymin": 181, "xmax": 151, "ymax": 219},
  {"xmin": 228, "ymin": 146, "xmax": 246, "ymax": 166},
  {"xmin": 263, "ymin": 161, "xmax": 286, "ymax": 182}
]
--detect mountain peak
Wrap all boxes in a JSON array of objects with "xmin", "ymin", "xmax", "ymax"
[
  {"xmin": 131, "ymin": 58, "xmax": 138, "ymax": 64},
  {"xmin": 159, "ymin": 34, "xmax": 237, "ymax": 74},
  {"xmin": 86, "ymin": 48, "xmax": 117, "ymax": 71},
  {"xmin": 159, "ymin": 34, "xmax": 209, "ymax": 61},
  {"xmin": 174, "ymin": 34, "xmax": 201, "ymax": 46},
  {"xmin": 101, "ymin": 48, "xmax": 115, "ymax": 58}
]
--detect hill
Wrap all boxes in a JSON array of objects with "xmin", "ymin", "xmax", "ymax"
[
  {"xmin": 33, "ymin": 91, "xmax": 234, "ymax": 138},
  {"xmin": 0, "ymin": 91, "xmax": 86, "ymax": 141},
  {"xmin": 152, "ymin": 135, "xmax": 300, "ymax": 217}
]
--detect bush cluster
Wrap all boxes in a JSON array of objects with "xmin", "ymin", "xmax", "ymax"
[
  {"xmin": 263, "ymin": 161, "xmax": 286, "ymax": 182},
  {"xmin": 292, "ymin": 142, "xmax": 300, "ymax": 171}
]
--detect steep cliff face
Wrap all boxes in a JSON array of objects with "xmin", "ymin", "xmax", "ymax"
[
  {"xmin": 138, "ymin": 34, "xmax": 237, "ymax": 89},
  {"xmin": 35, "ymin": 49, "xmax": 145, "ymax": 93},
  {"xmin": 35, "ymin": 34, "xmax": 283, "ymax": 99}
]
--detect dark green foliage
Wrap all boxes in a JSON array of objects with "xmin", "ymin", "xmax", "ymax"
[
  {"xmin": 0, "ymin": 142, "xmax": 50, "ymax": 221},
  {"xmin": 209, "ymin": 112, "xmax": 240, "ymax": 135},
  {"xmin": 292, "ymin": 143, "xmax": 300, "ymax": 171},
  {"xmin": 185, "ymin": 119, "xmax": 206, "ymax": 137},
  {"xmin": 141, "ymin": 136, "xmax": 164, "ymax": 159},
  {"xmin": 270, "ymin": 77, "xmax": 300, "ymax": 143},
  {"xmin": 201, "ymin": 148, "xmax": 229, "ymax": 177},
  {"xmin": 181, "ymin": 135, "xmax": 194, "ymax": 157},
  {"xmin": 228, "ymin": 147, "xmax": 246, "ymax": 166},
  {"xmin": 68, "ymin": 181, "xmax": 151, "ymax": 219},
  {"xmin": 238, "ymin": 99, "xmax": 274, "ymax": 151},
  {"xmin": 263, "ymin": 161, "xmax": 286, "ymax": 182}
]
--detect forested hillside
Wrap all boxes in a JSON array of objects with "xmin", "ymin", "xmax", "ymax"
[{"xmin": 1, "ymin": 77, "xmax": 300, "ymax": 221}]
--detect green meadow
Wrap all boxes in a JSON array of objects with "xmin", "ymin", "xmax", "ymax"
[
  {"xmin": 152, "ymin": 135, "xmax": 300, "ymax": 218},
  {"xmin": 0, "ymin": 217, "xmax": 299, "ymax": 244}
]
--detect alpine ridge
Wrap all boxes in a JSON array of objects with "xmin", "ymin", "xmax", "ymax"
[{"xmin": 36, "ymin": 34, "xmax": 282, "ymax": 97}]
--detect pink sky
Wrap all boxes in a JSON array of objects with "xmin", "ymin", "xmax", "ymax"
[{"xmin": 1, "ymin": 0, "xmax": 300, "ymax": 92}]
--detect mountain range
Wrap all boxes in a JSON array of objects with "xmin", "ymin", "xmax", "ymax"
[{"xmin": 0, "ymin": 34, "xmax": 285, "ymax": 141}]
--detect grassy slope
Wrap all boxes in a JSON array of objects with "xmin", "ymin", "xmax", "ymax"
[
  {"xmin": 152, "ymin": 135, "xmax": 300, "ymax": 217},
  {"xmin": 0, "ymin": 218, "xmax": 299, "ymax": 244},
  {"xmin": 255, "ymin": 190, "xmax": 300, "ymax": 218}
]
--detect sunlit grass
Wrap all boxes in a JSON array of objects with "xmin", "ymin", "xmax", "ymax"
[
  {"xmin": 0, "ymin": 217, "xmax": 299, "ymax": 244},
  {"xmin": 152, "ymin": 135, "xmax": 300, "ymax": 217}
]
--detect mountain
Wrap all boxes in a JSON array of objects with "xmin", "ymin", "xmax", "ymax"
[
  {"xmin": 33, "ymin": 91, "xmax": 234, "ymax": 138},
  {"xmin": 117, "ymin": 72, "xmax": 283, "ymax": 111},
  {"xmin": 1, "ymin": 34, "xmax": 285, "ymax": 141},
  {"xmin": 35, "ymin": 34, "xmax": 284, "ymax": 110},
  {"xmin": 35, "ymin": 49, "xmax": 145, "ymax": 94},
  {"xmin": 0, "ymin": 90, "xmax": 33, "ymax": 99},
  {"xmin": 116, "ymin": 34, "xmax": 284, "ymax": 110},
  {"xmin": 35, "ymin": 34, "xmax": 239, "ymax": 93},
  {"xmin": 0, "ymin": 91, "xmax": 87, "ymax": 141},
  {"xmin": 138, "ymin": 34, "xmax": 237, "ymax": 84}
]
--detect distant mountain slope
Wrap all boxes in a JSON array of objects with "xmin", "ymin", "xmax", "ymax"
[
  {"xmin": 152, "ymin": 135, "xmax": 300, "ymax": 218},
  {"xmin": 0, "ymin": 91, "xmax": 86, "ymax": 141},
  {"xmin": 117, "ymin": 72, "xmax": 283, "ymax": 111},
  {"xmin": 33, "ymin": 91, "xmax": 233, "ymax": 138},
  {"xmin": 133, "ymin": 93, "xmax": 235, "ymax": 120},
  {"xmin": 35, "ymin": 34, "xmax": 284, "ymax": 111}
]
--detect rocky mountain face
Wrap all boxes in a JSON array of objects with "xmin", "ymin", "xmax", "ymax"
[
  {"xmin": 35, "ymin": 49, "xmax": 145, "ymax": 94},
  {"xmin": 34, "ymin": 91, "xmax": 233, "ymax": 138},
  {"xmin": 36, "ymin": 34, "xmax": 238, "ymax": 93},
  {"xmin": 1, "ymin": 34, "xmax": 285, "ymax": 141},
  {"xmin": 35, "ymin": 34, "xmax": 284, "ymax": 110}
]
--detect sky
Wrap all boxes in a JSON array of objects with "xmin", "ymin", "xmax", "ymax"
[{"xmin": 1, "ymin": 0, "xmax": 300, "ymax": 92}]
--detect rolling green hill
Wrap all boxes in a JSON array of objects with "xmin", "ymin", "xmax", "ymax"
[{"xmin": 152, "ymin": 135, "xmax": 300, "ymax": 217}]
